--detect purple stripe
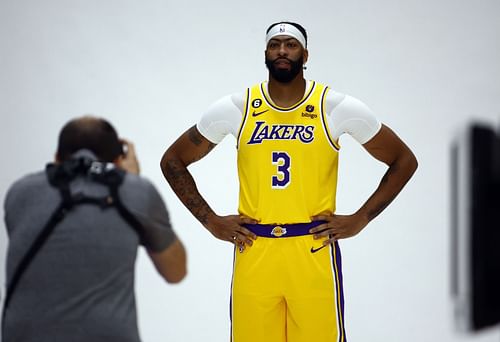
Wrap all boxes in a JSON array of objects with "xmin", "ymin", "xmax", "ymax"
[
  {"xmin": 332, "ymin": 241, "xmax": 347, "ymax": 341},
  {"xmin": 229, "ymin": 246, "xmax": 237, "ymax": 342},
  {"xmin": 261, "ymin": 81, "xmax": 316, "ymax": 111},
  {"xmin": 243, "ymin": 221, "xmax": 325, "ymax": 238},
  {"xmin": 236, "ymin": 88, "xmax": 251, "ymax": 149},
  {"xmin": 320, "ymin": 87, "xmax": 339, "ymax": 151}
]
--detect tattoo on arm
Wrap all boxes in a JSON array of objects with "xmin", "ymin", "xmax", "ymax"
[
  {"xmin": 185, "ymin": 126, "xmax": 216, "ymax": 164},
  {"xmin": 162, "ymin": 125, "xmax": 217, "ymax": 224},
  {"xmin": 164, "ymin": 158, "xmax": 213, "ymax": 224},
  {"xmin": 188, "ymin": 126, "xmax": 203, "ymax": 146}
]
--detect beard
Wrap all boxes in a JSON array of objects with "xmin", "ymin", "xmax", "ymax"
[{"xmin": 265, "ymin": 56, "xmax": 304, "ymax": 83}]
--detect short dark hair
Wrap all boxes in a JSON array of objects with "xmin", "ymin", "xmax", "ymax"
[
  {"xmin": 266, "ymin": 21, "xmax": 308, "ymax": 47},
  {"xmin": 56, "ymin": 116, "xmax": 123, "ymax": 162}
]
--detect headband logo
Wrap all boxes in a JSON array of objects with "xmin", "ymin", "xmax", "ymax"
[{"xmin": 279, "ymin": 24, "xmax": 286, "ymax": 33}]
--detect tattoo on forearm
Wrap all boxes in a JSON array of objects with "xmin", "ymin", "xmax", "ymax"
[{"xmin": 164, "ymin": 158, "xmax": 213, "ymax": 224}]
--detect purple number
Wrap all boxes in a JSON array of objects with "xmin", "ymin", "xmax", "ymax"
[{"xmin": 272, "ymin": 152, "xmax": 291, "ymax": 188}]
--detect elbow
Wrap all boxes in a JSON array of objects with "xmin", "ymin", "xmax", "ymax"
[
  {"xmin": 160, "ymin": 147, "xmax": 186, "ymax": 186},
  {"xmin": 150, "ymin": 239, "xmax": 188, "ymax": 284},
  {"xmin": 160, "ymin": 147, "xmax": 175, "ymax": 178},
  {"xmin": 391, "ymin": 150, "xmax": 418, "ymax": 181},
  {"xmin": 408, "ymin": 151, "xmax": 418, "ymax": 176},
  {"xmin": 164, "ymin": 266, "xmax": 187, "ymax": 284},
  {"xmin": 400, "ymin": 150, "xmax": 418, "ymax": 181}
]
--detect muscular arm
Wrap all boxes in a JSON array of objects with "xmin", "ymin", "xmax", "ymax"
[
  {"xmin": 160, "ymin": 125, "xmax": 256, "ymax": 247},
  {"xmin": 358, "ymin": 124, "xmax": 418, "ymax": 221},
  {"xmin": 161, "ymin": 125, "xmax": 217, "ymax": 225},
  {"xmin": 311, "ymin": 124, "xmax": 418, "ymax": 241}
]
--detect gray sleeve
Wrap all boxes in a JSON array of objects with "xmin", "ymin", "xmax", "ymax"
[
  {"xmin": 4, "ymin": 172, "xmax": 59, "ymax": 237},
  {"xmin": 119, "ymin": 175, "xmax": 177, "ymax": 252}
]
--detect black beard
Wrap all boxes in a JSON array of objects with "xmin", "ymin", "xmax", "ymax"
[{"xmin": 265, "ymin": 56, "xmax": 303, "ymax": 83}]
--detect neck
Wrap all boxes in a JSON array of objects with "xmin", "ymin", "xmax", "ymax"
[{"xmin": 267, "ymin": 74, "xmax": 306, "ymax": 108}]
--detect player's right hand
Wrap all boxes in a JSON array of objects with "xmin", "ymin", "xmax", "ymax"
[{"xmin": 205, "ymin": 214, "xmax": 258, "ymax": 251}]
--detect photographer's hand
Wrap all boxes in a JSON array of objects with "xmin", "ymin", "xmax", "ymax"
[{"xmin": 118, "ymin": 139, "xmax": 140, "ymax": 175}]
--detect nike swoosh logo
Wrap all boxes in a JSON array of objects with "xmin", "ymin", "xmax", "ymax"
[
  {"xmin": 252, "ymin": 109, "xmax": 269, "ymax": 117},
  {"xmin": 310, "ymin": 245, "xmax": 328, "ymax": 253}
]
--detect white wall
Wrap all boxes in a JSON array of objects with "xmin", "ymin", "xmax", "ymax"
[{"xmin": 1, "ymin": 0, "xmax": 500, "ymax": 341}]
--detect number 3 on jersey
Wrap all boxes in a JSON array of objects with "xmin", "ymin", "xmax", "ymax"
[{"xmin": 272, "ymin": 151, "xmax": 291, "ymax": 189}]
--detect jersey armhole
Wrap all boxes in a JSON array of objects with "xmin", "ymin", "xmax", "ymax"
[
  {"xmin": 236, "ymin": 88, "xmax": 251, "ymax": 149},
  {"xmin": 320, "ymin": 86, "xmax": 341, "ymax": 151}
]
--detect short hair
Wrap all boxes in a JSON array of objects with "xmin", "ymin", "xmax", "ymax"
[
  {"xmin": 56, "ymin": 116, "xmax": 123, "ymax": 162},
  {"xmin": 266, "ymin": 21, "xmax": 308, "ymax": 47}
]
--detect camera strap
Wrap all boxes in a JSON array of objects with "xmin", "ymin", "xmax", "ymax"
[{"xmin": 2, "ymin": 157, "xmax": 144, "ymax": 333}]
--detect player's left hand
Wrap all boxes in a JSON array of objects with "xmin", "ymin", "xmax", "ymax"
[{"xmin": 309, "ymin": 213, "xmax": 368, "ymax": 245}]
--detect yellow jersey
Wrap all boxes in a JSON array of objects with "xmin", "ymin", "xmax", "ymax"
[{"xmin": 237, "ymin": 81, "xmax": 340, "ymax": 224}]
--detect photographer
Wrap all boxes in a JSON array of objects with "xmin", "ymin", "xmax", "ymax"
[{"xmin": 3, "ymin": 116, "xmax": 186, "ymax": 342}]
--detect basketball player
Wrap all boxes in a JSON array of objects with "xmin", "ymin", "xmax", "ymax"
[{"xmin": 161, "ymin": 22, "xmax": 417, "ymax": 342}]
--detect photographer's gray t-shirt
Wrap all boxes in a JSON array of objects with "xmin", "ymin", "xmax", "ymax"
[{"xmin": 3, "ymin": 150, "xmax": 176, "ymax": 342}]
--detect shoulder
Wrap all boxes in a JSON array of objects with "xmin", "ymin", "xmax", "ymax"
[
  {"xmin": 4, "ymin": 170, "xmax": 59, "ymax": 234},
  {"xmin": 119, "ymin": 173, "xmax": 162, "ymax": 202},
  {"xmin": 5, "ymin": 170, "xmax": 53, "ymax": 204},
  {"xmin": 8, "ymin": 170, "xmax": 48, "ymax": 189},
  {"xmin": 204, "ymin": 91, "xmax": 247, "ymax": 114},
  {"xmin": 324, "ymin": 90, "xmax": 382, "ymax": 143},
  {"xmin": 197, "ymin": 91, "xmax": 247, "ymax": 143}
]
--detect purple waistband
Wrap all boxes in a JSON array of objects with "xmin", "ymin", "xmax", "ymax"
[{"xmin": 243, "ymin": 221, "xmax": 325, "ymax": 238}]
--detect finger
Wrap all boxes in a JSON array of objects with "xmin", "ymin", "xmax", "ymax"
[
  {"xmin": 312, "ymin": 226, "xmax": 338, "ymax": 239},
  {"xmin": 309, "ymin": 222, "xmax": 330, "ymax": 234},
  {"xmin": 311, "ymin": 215, "xmax": 331, "ymax": 222},
  {"xmin": 322, "ymin": 235, "xmax": 337, "ymax": 246},
  {"xmin": 313, "ymin": 231, "xmax": 332, "ymax": 240},
  {"xmin": 121, "ymin": 139, "xmax": 136, "ymax": 154},
  {"xmin": 238, "ymin": 233, "xmax": 255, "ymax": 246},
  {"xmin": 236, "ymin": 240, "xmax": 246, "ymax": 253},
  {"xmin": 233, "ymin": 232, "xmax": 254, "ymax": 247},
  {"xmin": 236, "ymin": 226, "xmax": 258, "ymax": 241},
  {"xmin": 238, "ymin": 216, "xmax": 258, "ymax": 225}
]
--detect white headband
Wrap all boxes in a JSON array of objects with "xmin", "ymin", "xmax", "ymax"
[{"xmin": 265, "ymin": 23, "xmax": 307, "ymax": 48}]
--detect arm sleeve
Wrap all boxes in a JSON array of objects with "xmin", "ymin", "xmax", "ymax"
[
  {"xmin": 325, "ymin": 92, "xmax": 382, "ymax": 144},
  {"xmin": 196, "ymin": 92, "xmax": 245, "ymax": 144},
  {"xmin": 119, "ymin": 176, "xmax": 177, "ymax": 252}
]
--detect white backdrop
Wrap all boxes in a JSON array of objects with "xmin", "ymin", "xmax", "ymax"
[{"xmin": 1, "ymin": 0, "xmax": 500, "ymax": 341}]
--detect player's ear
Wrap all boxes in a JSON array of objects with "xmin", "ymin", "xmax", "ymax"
[{"xmin": 303, "ymin": 48, "xmax": 309, "ymax": 64}]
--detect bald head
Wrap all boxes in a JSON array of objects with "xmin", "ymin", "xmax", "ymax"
[{"xmin": 56, "ymin": 115, "xmax": 123, "ymax": 162}]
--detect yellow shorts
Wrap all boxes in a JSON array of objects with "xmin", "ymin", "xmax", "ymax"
[{"xmin": 230, "ymin": 235, "xmax": 346, "ymax": 342}]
